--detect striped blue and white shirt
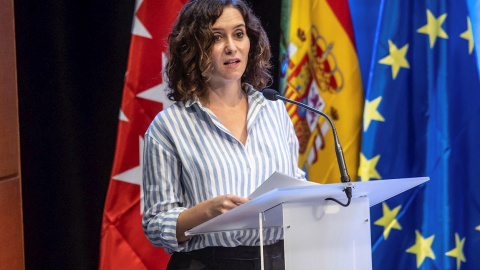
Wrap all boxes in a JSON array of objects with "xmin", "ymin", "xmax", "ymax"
[{"xmin": 142, "ymin": 84, "xmax": 305, "ymax": 253}]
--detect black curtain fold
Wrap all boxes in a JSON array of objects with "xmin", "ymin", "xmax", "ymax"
[{"xmin": 16, "ymin": 0, "xmax": 135, "ymax": 268}]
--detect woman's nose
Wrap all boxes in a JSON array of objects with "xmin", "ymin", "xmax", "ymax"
[{"xmin": 224, "ymin": 38, "xmax": 237, "ymax": 55}]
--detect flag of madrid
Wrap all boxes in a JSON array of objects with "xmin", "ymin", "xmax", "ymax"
[{"xmin": 100, "ymin": 1, "xmax": 187, "ymax": 269}]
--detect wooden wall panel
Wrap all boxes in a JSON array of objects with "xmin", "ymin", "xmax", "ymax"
[
  {"xmin": 0, "ymin": 0, "xmax": 19, "ymax": 179},
  {"xmin": 0, "ymin": 178, "xmax": 24, "ymax": 269},
  {"xmin": 0, "ymin": 0, "xmax": 25, "ymax": 268}
]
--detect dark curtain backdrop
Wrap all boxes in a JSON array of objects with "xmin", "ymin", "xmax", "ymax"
[{"xmin": 15, "ymin": 1, "xmax": 281, "ymax": 269}]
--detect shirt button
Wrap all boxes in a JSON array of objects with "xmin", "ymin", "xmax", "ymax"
[{"xmin": 247, "ymin": 167, "xmax": 251, "ymax": 173}]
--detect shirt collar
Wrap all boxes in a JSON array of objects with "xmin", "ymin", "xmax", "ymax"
[
  {"xmin": 245, "ymin": 83, "xmax": 268, "ymax": 107},
  {"xmin": 184, "ymin": 97, "xmax": 199, "ymax": 108}
]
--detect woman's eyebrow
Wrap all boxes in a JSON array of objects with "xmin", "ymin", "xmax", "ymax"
[{"xmin": 212, "ymin": 23, "xmax": 246, "ymax": 31}]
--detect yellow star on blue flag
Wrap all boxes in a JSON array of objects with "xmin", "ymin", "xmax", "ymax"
[
  {"xmin": 378, "ymin": 41, "xmax": 410, "ymax": 79},
  {"xmin": 460, "ymin": 17, "xmax": 474, "ymax": 54},
  {"xmin": 445, "ymin": 233, "xmax": 466, "ymax": 270},
  {"xmin": 417, "ymin": 9, "xmax": 448, "ymax": 48},
  {"xmin": 374, "ymin": 202, "xmax": 402, "ymax": 240},
  {"xmin": 406, "ymin": 230, "xmax": 436, "ymax": 268}
]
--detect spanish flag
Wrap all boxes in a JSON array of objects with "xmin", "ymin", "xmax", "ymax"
[{"xmin": 280, "ymin": 0, "xmax": 363, "ymax": 183}]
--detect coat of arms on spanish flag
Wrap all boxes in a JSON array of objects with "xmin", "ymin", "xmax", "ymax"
[{"xmin": 280, "ymin": 0, "xmax": 364, "ymax": 183}]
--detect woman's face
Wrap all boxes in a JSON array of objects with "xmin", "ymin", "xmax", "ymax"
[{"xmin": 208, "ymin": 7, "xmax": 250, "ymax": 87}]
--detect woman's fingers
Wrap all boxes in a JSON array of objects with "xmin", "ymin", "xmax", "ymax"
[{"xmin": 210, "ymin": 194, "xmax": 249, "ymax": 215}]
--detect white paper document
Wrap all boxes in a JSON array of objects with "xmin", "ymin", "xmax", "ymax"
[{"xmin": 248, "ymin": 171, "xmax": 318, "ymax": 199}]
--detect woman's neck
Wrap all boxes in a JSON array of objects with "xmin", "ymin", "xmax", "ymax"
[{"xmin": 201, "ymin": 81, "xmax": 246, "ymax": 108}]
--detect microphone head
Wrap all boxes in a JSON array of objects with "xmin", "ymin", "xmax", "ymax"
[{"xmin": 261, "ymin": 88, "xmax": 279, "ymax": 101}]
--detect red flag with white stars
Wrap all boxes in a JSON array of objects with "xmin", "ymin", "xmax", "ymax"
[{"xmin": 99, "ymin": 1, "xmax": 188, "ymax": 269}]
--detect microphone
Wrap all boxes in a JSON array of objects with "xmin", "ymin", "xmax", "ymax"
[{"xmin": 262, "ymin": 88, "xmax": 353, "ymax": 206}]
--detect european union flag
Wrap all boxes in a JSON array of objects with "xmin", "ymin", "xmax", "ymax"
[{"xmin": 359, "ymin": 0, "xmax": 480, "ymax": 269}]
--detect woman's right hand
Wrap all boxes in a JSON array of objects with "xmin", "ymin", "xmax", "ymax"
[
  {"xmin": 205, "ymin": 194, "xmax": 250, "ymax": 218},
  {"xmin": 176, "ymin": 194, "xmax": 249, "ymax": 243}
]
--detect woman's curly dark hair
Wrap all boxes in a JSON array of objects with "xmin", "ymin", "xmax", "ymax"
[{"xmin": 166, "ymin": 0, "xmax": 272, "ymax": 102}]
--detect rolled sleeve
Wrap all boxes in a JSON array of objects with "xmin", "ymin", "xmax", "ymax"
[
  {"xmin": 143, "ymin": 207, "xmax": 188, "ymax": 253},
  {"xmin": 142, "ymin": 130, "xmax": 189, "ymax": 253}
]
